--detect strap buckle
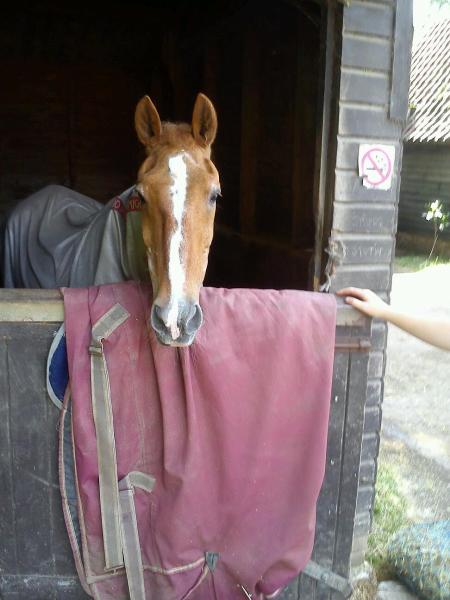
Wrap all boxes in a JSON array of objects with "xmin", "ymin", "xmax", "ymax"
[{"xmin": 88, "ymin": 343, "xmax": 103, "ymax": 356}]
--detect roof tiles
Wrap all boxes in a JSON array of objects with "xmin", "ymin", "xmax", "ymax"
[{"xmin": 405, "ymin": 19, "xmax": 450, "ymax": 143}]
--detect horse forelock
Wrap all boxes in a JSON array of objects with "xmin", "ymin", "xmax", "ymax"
[
  {"xmin": 143, "ymin": 122, "xmax": 210, "ymax": 154},
  {"xmin": 139, "ymin": 122, "xmax": 215, "ymax": 180}
]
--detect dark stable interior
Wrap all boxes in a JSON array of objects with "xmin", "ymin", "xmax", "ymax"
[{"xmin": 0, "ymin": 0, "xmax": 323, "ymax": 290}]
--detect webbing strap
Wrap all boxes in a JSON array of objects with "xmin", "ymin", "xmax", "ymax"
[
  {"xmin": 302, "ymin": 560, "xmax": 353, "ymax": 598},
  {"xmin": 124, "ymin": 471, "xmax": 156, "ymax": 493},
  {"xmin": 119, "ymin": 473, "xmax": 156, "ymax": 600},
  {"xmin": 89, "ymin": 304, "xmax": 130, "ymax": 570}
]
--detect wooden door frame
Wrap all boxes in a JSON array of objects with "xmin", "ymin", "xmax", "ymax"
[{"xmin": 312, "ymin": 0, "xmax": 343, "ymax": 290}]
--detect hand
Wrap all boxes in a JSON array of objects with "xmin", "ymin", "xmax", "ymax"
[{"xmin": 336, "ymin": 287, "xmax": 389, "ymax": 319}]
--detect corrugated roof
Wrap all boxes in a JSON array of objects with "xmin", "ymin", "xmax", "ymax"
[{"xmin": 404, "ymin": 19, "xmax": 450, "ymax": 143}]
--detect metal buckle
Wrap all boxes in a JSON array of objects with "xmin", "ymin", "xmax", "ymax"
[{"xmin": 88, "ymin": 343, "xmax": 103, "ymax": 356}]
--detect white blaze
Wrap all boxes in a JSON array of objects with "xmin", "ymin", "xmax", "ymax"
[{"xmin": 166, "ymin": 153, "xmax": 188, "ymax": 339}]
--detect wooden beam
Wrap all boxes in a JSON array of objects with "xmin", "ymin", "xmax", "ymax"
[
  {"xmin": 239, "ymin": 29, "xmax": 260, "ymax": 235},
  {"xmin": 313, "ymin": 2, "xmax": 342, "ymax": 290},
  {"xmin": 0, "ymin": 289, "xmax": 367, "ymax": 327},
  {"xmin": 291, "ymin": 12, "xmax": 319, "ymax": 247},
  {"xmin": 203, "ymin": 38, "xmax": 219, "ymax": 102},
  {"xmin": 0, "ymin": 290, "xmax": 64, "ymax": 323}
]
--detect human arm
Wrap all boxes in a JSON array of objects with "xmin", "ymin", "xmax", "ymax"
[{"xmin": 336, "ymin": 287, "xmax": 450, "ymax": 351}]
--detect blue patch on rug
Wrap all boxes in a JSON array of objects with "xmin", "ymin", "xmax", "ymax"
[{"xmin": 47, "ymin": 324, "xmax": 69, "ymax": 409}]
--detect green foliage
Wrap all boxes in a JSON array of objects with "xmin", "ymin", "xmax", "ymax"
[
  {"xmin": 422, "ymin": 199, "xmax": 450, "ymax": 260},
  {"xmin": 366, "ymin": 463, "xmax": 411, "ymax": 581},
  {"xmin": 394, "ymin": 254, "xmax": 450, "ymax": 273}
]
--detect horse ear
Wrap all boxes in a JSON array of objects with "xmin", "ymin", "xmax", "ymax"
[
  {"xmin": 192, "ymin": 93, "xmax": 217, "ymax": 147},
  {"xmin": 135, "ymin": 96, "xmax": 162, "ymax": 146}
]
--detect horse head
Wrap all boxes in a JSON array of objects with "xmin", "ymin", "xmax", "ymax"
[{"xmin": 135, "ymin": 93, "xmax": 220, "ymax": 347}]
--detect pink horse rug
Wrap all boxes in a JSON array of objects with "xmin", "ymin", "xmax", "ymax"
[{"xmin": 58, "ymin": 282, "xmax": 337, "ymax": 599}]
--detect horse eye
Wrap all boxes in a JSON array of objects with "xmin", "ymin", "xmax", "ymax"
[{"xmin": 208, "ymin": 189, "xmax": 221, "ymax": 205}]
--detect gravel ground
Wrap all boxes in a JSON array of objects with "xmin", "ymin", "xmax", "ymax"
[{"xmin": 381, "ymin": 265, "xmax": 450, "ymax": 522}]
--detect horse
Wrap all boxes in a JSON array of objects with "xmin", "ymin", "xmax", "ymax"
[{"xmin": 1, "ymin": 93, "xmax": 220, "ymax": 347}]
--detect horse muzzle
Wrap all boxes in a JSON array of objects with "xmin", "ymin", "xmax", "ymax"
[{"xmin": 150, "ymin": 300, "xmax": 203, "ymax": 347}]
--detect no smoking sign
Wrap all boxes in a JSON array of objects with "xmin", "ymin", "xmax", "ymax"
[{"xmin": 358, "ymin": 144, "xmax": 395, "ymax": 191}]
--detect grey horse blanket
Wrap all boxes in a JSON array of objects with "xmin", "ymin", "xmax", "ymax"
[{"xmin": 1, "ymin": 185, "xmax": 148, "ymax": 288}]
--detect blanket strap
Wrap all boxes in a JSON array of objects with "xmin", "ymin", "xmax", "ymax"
[
  {"xmin": 303, "ymin": 560, "xmax": 353, "ymax": 598},
  {"xmin": 89, "ymin": 304, "xmax": 130, "ymax": 571},
  {"xmin": 119, "ymin": 472, "xmax": 156, "ymax": 600}
]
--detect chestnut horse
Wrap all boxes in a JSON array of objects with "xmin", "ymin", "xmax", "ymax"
[
  {"xmin": 135, "ymin": 93, "xmax": 220, "ymax": 346},
  {"xmin": 1, "ymin": 93, "xmax": 220, "ymax": 347}
]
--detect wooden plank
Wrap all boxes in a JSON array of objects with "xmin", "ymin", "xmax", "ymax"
[
  {"xmin": 360, "ymin": 433, "xmax": 379, "ymax": 464},
  {"xmin": 0, "ymin": 575, "xmax": 88, "ymax": 599},
  {"xmin": 304, "ymin": 351, "xmax": 350, "ymax": 600},
  {"xmin": 0, "ymin": 60, "xmax": 70, "ymax": 208},
  {"xmin": 358, "ymin": 460, "xmax": 376, "ymax": 487},
  {"xmin": 315, "ymin": 353, "xmax": 350, "ymax": 562},
  {"xmin": 398, "ymin": 143, "xmax": 450, "ymax": 236},
  {"xmin": 291, "ymin": 12, "xmax": 318, "ymax": 247},
  {"xmin": 336, "ymin": 138, "xmax": 400, "ymax": 171},
  {"xmin": 298, "ymin": 573, "xmax": 317, "ymax": 599},
  {"xmin": 202, "ymin": 38, "xmax": 219, "ymax": 106},
  {"xmin": 341, "ymin": 36, "xmax": 392, "ymax": 71},
  {"xmin": 278, "ymin": 576, "xmax": 300, "ymax": 599},
  {"xmin": 343, "ymin": 3, "xmax": 394, "ymax": 38},
  {"xmin": 389, "ymin": 0, "xmax": 413, "ymax": 122},
  {"xmin": 239, "ymin": 28, "xmax": 260, "ymax": 235},
  {"xmin": 331, "ymin": 265, "xmax": 391, "ymax": 291},
  {"xmin": 0, "ymin": 322, "xmax": 88, "ymax": 597},
  {"xmin": 0, "ymin": 338, "xmax": 17, "ymax": 574},
  {"xmin": 8, "ymin": 331, "xmax": 54, "ymax": 575},
  {"xmin": 370, "ymin": 322, "xmax": 387, "ymax": 350},
  {"xmin": 335, "ymin": 171, "xmax": 397, "ymax": 203},
  {"xmin": 0, "ymin": 289, "xmax": 367, "ymax": 327},
  {"xmin": 363, "ymin": 406, "xmax": 382, "ymax": 435},
  {"xmin": 339, "ymin": 107, "xmax": 402, "ymax": 139},
  {"xmin": 355, "ymin": 485, "xmax": 375, "ymax": 515},
  {"xmin": 333, "ymin": 237, "xmax": 393, "ymax": 264},
  {"xmin": 332, "ymin": 350, "xmax": 370, "ymax": 582},
  {"xmin": 0, "ymin": 289, "xmax": 64, "ymax": 322},
  {"xmin": 366, "ymin": 379, "xmax": 382, "ymax": 408},
  {"xmin": 368, "ymin": 351, "xmax": 384, "ymax": 379},
  {"xmin": 333, "ymin": 204, "xmax": 397, "ymax": 235},
  {"xmin": 313, "ymin": 0, "xmax": 342, "ymax": 290},
  {"xmin": 340, "ymin": 71, "xmax": 390, "ymax": 106}
]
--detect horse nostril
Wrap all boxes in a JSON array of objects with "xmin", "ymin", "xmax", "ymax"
[
  {"xmin": 150, "ymin": 304, "xmax": 166, "ymax": 334},
  {"xmin": 184, "ymin": 304, "xmax": 203, "ymax": 335},
  {"xmin": 150, "ymin": 302, "xmax": 203, "ymax": 342}
]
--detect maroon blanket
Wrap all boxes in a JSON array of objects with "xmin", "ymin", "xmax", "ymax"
[{"xmin": 62, "ymin": 282, "xmax": 336, "ymax": 599}]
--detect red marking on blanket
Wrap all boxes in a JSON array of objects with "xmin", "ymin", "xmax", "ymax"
[{"xmin": 112, "ymin": 195, "xmax": 143, "ymax": 215}]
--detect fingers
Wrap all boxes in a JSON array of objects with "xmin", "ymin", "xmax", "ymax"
[
  {"xmin": 344, "ymin": 296, "xmax": 362, "ymax": 308},
  {"xmin": 341, "ymin": 295, "xmax": 357, "ymax": 306},
  {"xmin": 336, "ymin": 287, "xmax": 370, "ymax": 301},
  {"xmin": 343, "ymin": 296, "xmax": 372, "ymax": 316}
]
